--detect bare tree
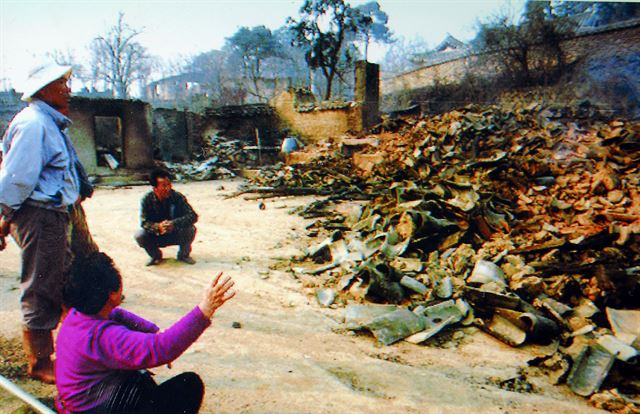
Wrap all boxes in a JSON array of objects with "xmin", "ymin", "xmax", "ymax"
[
  {"xmin": 47, "ymin": 48, "xmax": 87, "ymax": 84},
  {"xmin": 474, "ymin": 1, "xmax": 574, "ymax": 86},
  {"xmin": 89, "ymin": 12, "xmax": 152, "ymax": 98}
]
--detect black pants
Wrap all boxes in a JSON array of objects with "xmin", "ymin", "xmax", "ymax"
[
  {"xmin": 134, "ymin": 226, "xmax": 196, "ymax": 260},
  {"xmin": 78, "ymin": 371, "xmax": 204, "ymax": 414}
]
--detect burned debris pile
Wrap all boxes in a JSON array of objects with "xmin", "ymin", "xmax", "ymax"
[
  {"xmin": 161, "ymin": 135, "xmax": 248, "ymax": 181},
  {"xmin": 240, "ymin": 155, "xmax": 372, "ymax": 202},
  {"xmin": 245, "ymin": 102, "xmax": 640, "ymax": 411}
]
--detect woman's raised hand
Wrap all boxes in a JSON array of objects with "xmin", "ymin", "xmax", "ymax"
[{"xmin": 198, "ymin": 272, "xmax": 236, "ymax": 319}]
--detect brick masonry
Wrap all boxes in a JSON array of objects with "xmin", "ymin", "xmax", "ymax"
[
  {"xmin": 381, "ymin": 22, "xmax": 640, "ymax": 98},
  {"xmin": 271, "ymin": 61, "xmax": 381, "ymax": 143}
]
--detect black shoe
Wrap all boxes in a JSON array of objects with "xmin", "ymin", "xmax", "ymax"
[
  {"xmin": 146, "ymin": 257, "xmax": 163, "ymax": 266},
  {"xmin": 177, "ymin": 256, "xmax": 196, "ymax": 265}
]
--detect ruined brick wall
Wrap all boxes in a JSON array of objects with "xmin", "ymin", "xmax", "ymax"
[
  {"xmin": 69, "ymin": 97, "xmax": 154, "ymax": 173},
  {"xmin": 271, "ymin": 90, "xmax": 355, "ymax": 142},
  {"xmin": 124, "ymin": 102, "xmax": 154, "ymax": 170},
  {"xmin": 200, "ymin": 104, "xmax": 281, "ymax": 147},
  {"xmin": 355, "ymin": 61, "xmax": 381, "ymax": 131},
  {"xmin": 152, "ymin": 108, "xmax": 196, "ymax": 162},
  {"xmin": 381, "ymin": 22, "xmax": 640, "ymax": 98},
  {"xmin": 68, "ymin": 100, "xmax": 99, "ymax": 173},
  {"xmin": 0, "ymin": 91, "xmax": 25, "ymax": 136},
  {"xmin": 270, "ymin": 62, "xmax": 381, "ymax": 141},
  {"xmin": 1, "ymin": 96, "xmax": 153, "ymax": 174}
]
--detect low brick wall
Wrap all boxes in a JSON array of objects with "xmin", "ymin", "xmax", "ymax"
[{"xmin": 271, "ymin": 90, "xmax": 360, "ymax": 142}]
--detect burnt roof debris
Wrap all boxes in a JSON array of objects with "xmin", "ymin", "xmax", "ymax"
[{"xmin": 235, "ymin": 99, "xmax": 640, "ymax": 410}]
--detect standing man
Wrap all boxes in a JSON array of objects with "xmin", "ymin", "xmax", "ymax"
[
  {"xmin": 135, "ymin": 169, "xmax": 198, "ymax": 266},
  {"xmin": 0, "ymin": 63, "xmax": 83, "ymax": 384}
]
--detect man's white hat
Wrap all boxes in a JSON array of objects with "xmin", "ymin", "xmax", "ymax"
[{"xmin": 21, "ymin": 62, "xmax": 72, "ymax": 102}]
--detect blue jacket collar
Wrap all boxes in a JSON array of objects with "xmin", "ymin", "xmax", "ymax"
[{"xmin": 30, "ymin": 100, "xmax": 72, "ymax": 129}]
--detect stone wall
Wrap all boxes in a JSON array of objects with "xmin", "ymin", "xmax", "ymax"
[
  {"xmin": 381, "ymin": 57, "xmax": 474, "ymax": 97},
  {"xmin": 381, "ymin": 21, "xmax": 640, "ymax": 102},
  {"xmin": 562, "ymin": 22, "xmax": 640, "ymax": 118},
  {"xmin": 562, "ymin": 20, "xmax": 640, "ymax": 62}
]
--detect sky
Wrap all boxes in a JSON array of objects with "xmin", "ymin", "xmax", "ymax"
[{"xmin": 0, "ymin": 0, "xmax": 524, "ymax": 92}]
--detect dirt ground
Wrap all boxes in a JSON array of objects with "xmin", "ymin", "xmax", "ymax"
[{"xmin": 0, "ymin": 179, "xmax": 606, "ymax": 414}]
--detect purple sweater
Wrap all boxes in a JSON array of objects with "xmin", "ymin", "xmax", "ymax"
[{"xmin": 55, "ymin": 306, "xmax": 210, "ymax": 413}]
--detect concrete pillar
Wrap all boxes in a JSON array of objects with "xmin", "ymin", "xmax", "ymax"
[{"xmin": 355, "ymin": 60, "xmax": 380, "ymax": 131}]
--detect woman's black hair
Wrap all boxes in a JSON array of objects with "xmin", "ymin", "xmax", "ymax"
[
  {"xmin": 149, "ymin": 168, "xmax": 172, "ymax": 187},
  {"xmin": 64, "ymin": 252, "xmax": 122, "ymax": 315}
]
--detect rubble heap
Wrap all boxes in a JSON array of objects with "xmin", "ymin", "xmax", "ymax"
[
  {"xmin": 161, "ymin": 135, "xmax": 253, "ymax": 181},
  {"xmin": 249, "ymin": 155, "xmax": 370, "ymax": 198},
  {"xmin": 244, "ymin": 101, "xmax": 640, "ymax": 412}
]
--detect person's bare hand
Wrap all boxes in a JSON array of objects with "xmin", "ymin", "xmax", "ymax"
[
  {"xmin": 0, "ymin": 216, "xmax": 9, "ymax": 236},
  {"xmin": 158, "ymin": 220, "xmax": 173, "ymax": 235},
  {"xmin": 0, "ymin": 217, "xmax": 9, "ymax": 251},
  {"xmin": 198, "ymin": 272, "xmax": 235, "ymax": 319}
]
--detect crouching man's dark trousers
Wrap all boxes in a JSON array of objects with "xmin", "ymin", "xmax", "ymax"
[{"xmin": 134, "ymin": 226, "xmax": 196, "ymax": 260}]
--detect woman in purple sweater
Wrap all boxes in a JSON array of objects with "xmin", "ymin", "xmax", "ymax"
[{"xmin": 55, "ymin": 252, "xmax": 235, "ymax": 414}]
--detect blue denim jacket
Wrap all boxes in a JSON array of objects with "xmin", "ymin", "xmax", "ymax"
[{"xmin": 0, "ymin": 100, "xmax": 81, "ymax": 218}]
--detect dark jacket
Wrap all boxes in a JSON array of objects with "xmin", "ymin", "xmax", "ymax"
[
  {"xmin": 140, "ymin": 190, "xmax": 198, "ymax": 235},
  {"xmin": 76, "ymin": 160, "xmax": 94, "ymax": 200}
]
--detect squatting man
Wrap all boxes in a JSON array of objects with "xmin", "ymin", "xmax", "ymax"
[{"xmin": 135, "ymin": 168, "xmax": 199, "ymax": 265}]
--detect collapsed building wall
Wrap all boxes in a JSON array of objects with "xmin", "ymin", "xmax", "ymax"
[
  {"xmin": 68, "ymin": 97, "xmax": 154, "ymax": 174},
  {"xmin": 201, "ymin": 104, "xmax": 281, "ymax": 147},
  {"xmin": 2, "ymin": 61, "xmax": 380, "ymax": 171},
  {"xmin": 355, "ymin": 61, "xmax": 381, "ymax": 132},
  {"xmin": 152, "ymin": 108, "xmax": 200, "ymax": 162},
  {"xmin": 0, "ymin": 91, "xmax": 25, "ymax": 135},
  {"xmin": 271, "ymin": 90, "xmax": 354, "ymax": 142},
  {"xmin": 271, "ymin": 61, "xmax": 381, "ymax": 142},
  {"xmin": 152, "ymin": 104, "xmax": 282, "ymax": 164}
]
